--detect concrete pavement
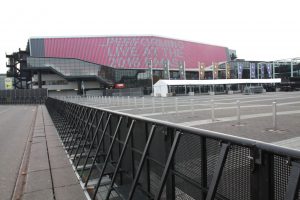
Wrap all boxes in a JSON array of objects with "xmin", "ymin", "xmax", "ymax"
[
  {"xmin": 0, "ymin": 105, "xmax": 87, "ymax": 200},
  {"xmin": 22, "ymin": 105, "xmax": 87, "ymax": 200},
  {"xmin": 0, "ymin": 105, "xmax": 37, "ymax": 200}
]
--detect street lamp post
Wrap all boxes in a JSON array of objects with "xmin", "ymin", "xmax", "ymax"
[{"xmin": 148, "ymin": 59, "xmax": 154, "ymax": 95}]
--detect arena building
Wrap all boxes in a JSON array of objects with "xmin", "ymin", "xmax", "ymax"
[
  {"xmin": 6, "ymin": 36, "xmax": 236, "ymax": 95},
  {"xmin": 8, "ymin": 35, "xmax": 299, "ymax": 96}
]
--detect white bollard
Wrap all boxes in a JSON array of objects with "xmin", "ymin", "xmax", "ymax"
[
  {"xmin": 161, "ymin": 98, "xmax": 164, "ymax": 114},
  {"xmin": 152, "ymin": 97, "xmax": 155, "ymax": 113},
  {"xmin": 190, "ymin": 99, "xmax": 194, "ymax": 117},
  {"xmin": 134, "ymin": 97, "xmax": 137, "ymax": 108},
  {"xmin": 175, "ymin": 98, "xmax": 178, "ymax": 116},
  {"xmin": 211, "ymin": 99, "xmax": 215, "ymax": 122},
  {"xmin": 236, "ymin": 100, "xmax": 240, "ymax": 124},
  {"xmin": 127, "ymin": 96, "xmax": 130, "ymax": 105},
  {"xmin": 142, "ymin": 97, "xmax": 145, "ymax": 109},
  {"xmin": 273, "ymin": 101, "xmax": 277, "ymax": 130}
]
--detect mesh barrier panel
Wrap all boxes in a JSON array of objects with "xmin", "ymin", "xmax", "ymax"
[
  {"xmin": 149, "ymin": 160, "xmax": 164, "ymax": 196},
  {"xmin": 175, "ymin": 133, "xmax": 203, "ymax": 185},
  {"xmin": 217, "ymin": 145, "xmax": 251, "ymax": 200},
  {"xmin": 206, "ymin": 139, "xmax": 221, "ymax": 186},
  {"xmin": 273, "ymin": 155, "xmax": 290, "ymax": 200}
]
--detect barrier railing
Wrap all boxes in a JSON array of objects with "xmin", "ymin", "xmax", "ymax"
[
  {"xmin": 0, "ymin": 89, "xmax": 47, "ymax": 104},
  {"xmin": 46, "ymin": 97, "xmax": 300, "ymax": 200}
]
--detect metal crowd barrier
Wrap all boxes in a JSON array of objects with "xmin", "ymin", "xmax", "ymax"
[
  {"xmin": 0, "ymin": 89, "xmax": 47, "ymax": 104},
  {"xmin": 45, "ymin": 97, "xmax": 300, "ymax": 200}
]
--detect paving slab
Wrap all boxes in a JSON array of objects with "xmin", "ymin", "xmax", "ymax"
[
  {"xmin": 48, "ymin": 146, "xmax": 66, "ymax": 157},
  {"xmin": 55, "ymin": 184, "xmax": 87, "ymax": 200},
  {"xmin": 30, "ymin": 142, "xmax": 48, "ymax": 156},
  {"xmin": 51, "ymin": 166, "xmax": 79, "ymax": 188},
  {"xmin": 23, "ymin": 189, "xmax": 54, "ymax": 200},
  {"xmin": 28, "ymin": 155, "xmax": 49, "ymax": 172},
  {"xmin": 24, "ymin": 170, "xmax": 52, "ymax": 193},
  {"xmin": 49, "ymin": 153, "xmax": 71, "ymax": 169},
  {"xmin": 45, "ymin": 126, "xmax": 58, "ymax": 133},
  {"xmin": 31, "ymin": 136, "xmax": 46, "ymax": 144}
]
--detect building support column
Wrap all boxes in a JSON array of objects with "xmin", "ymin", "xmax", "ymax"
[
  {"xmin": 38, "ymin": 71, "xmax": 42, "ymax": 89},
  {"xmin": 77, "ymin": 80, "xmax": 82, "ymax": 95}
]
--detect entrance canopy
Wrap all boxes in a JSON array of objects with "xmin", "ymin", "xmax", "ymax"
[{"xmin": 153, "ymin": 79, "xmax": 281, "ymax": 97}]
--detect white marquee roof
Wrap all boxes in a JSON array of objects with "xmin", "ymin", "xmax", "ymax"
[{"xmin": 154, "ymin": 79, "xmax": 281, "ymax": 86}]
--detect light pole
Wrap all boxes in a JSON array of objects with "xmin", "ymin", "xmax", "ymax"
[{"xmin": 148, "ymin": 59, "xmax": 154, "ymax": 95}]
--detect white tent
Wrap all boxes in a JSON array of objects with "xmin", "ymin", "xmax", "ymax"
[{"xmin": 153, "ymin": 79, "xmax": 281, "ymax": 97}]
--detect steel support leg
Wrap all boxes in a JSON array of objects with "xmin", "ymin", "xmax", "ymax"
[
  {"xmin": 155, "ymin": 130, "xmax": 181, "ymax": 200},
  {"xmin": 72, "ymin": 109, "xmax": 98, "ymax": 158},
  {"xmin": 92, "ymin": 116, "xmax": 123, "ymax": 200},
  {"xmin": 83, "ymin": 114, "xmax": 112, "ymax": 187},
  {"xmin": 105, "ymin": 120, "xmax": 136, "ymax": 200},
  {"xmin": 76, "ymin": 112, "xmax": 104, "ymax": 169},
  {"xmin": 128, "ymin": 124, "xmax": 157, "ymax": 200},
  {"xmin": 205, "ymin": 142, "xmax": 230, "ymax": 200}
]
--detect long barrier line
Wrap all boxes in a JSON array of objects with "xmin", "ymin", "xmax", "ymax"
[
  {"xmin": 46, "ymin": 97, "xmax": 300, "ymax": 200},
  {"xmin": 0, "ymin": 89, "xmax": 47, "ymax": 104}
]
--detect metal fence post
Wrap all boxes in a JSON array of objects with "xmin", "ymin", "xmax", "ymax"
[{"xmin": 250, "ymin": 149, "xmax": 274, "ymax": 200}]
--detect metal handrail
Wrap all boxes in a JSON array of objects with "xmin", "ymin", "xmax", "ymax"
[
  {"xmin": 67, "ymin": 98, "xmax": 300, "ymax": 159},
  {"xmin": 46, "ymin": 97, "xmax": 300, "ymax": 200}
]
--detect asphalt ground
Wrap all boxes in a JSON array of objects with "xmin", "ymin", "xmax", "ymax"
[
  {"xmin": 0, "ymin": 105, "xmax": 37, "ymax": 200},
  {"xmin": 65, "ymin": 91, "xmax": 300, "ymax": 149}
]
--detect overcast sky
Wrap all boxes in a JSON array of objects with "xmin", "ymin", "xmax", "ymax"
[{"xmin": 0, "ymin": 0, "xmax": 299, "ymax": 73}]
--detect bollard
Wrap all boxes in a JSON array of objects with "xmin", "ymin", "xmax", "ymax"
[
  {"xmin": 127, "ymin": 96, "xmax": 130, "ymax": 105},
  {"xmin": 273, "ymin": 101, "xmax": 277, "ymax": 130},
  {"xmin": 175, "ymin": 98, "xmax": 178, "ymax": 116},
  {"xmin": 134, "ymin": 97, "xmax": 137, "ymax": 108},
  {"xmin": 211, "ymin": 99, "xmax": 215, "ymax": 122},
  {"xmin": 142, "ymin": 97, "xmax": 145, "ymax": 109},
  {"xmin": 108, "ymin": 96, "xmax": 111, "ymax": 105},
  {"xmin": 161, "ymin": 97, "xmax": 164, "ymax": 114},
  {"xmin": 190, "ymin": 99, "xmax": 194, "ymax": 117},
  {"xmin": 236, "ymin": 100, "xmax": 240, "ymax": 124},
  {"xmin": 152, "ymin": 97, "xmax": 155, "ymax": 113}
]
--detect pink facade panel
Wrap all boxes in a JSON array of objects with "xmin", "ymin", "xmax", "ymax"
[{"xmin": 44, "ymin": 36, "xmax": 228, "ymax": 70}]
